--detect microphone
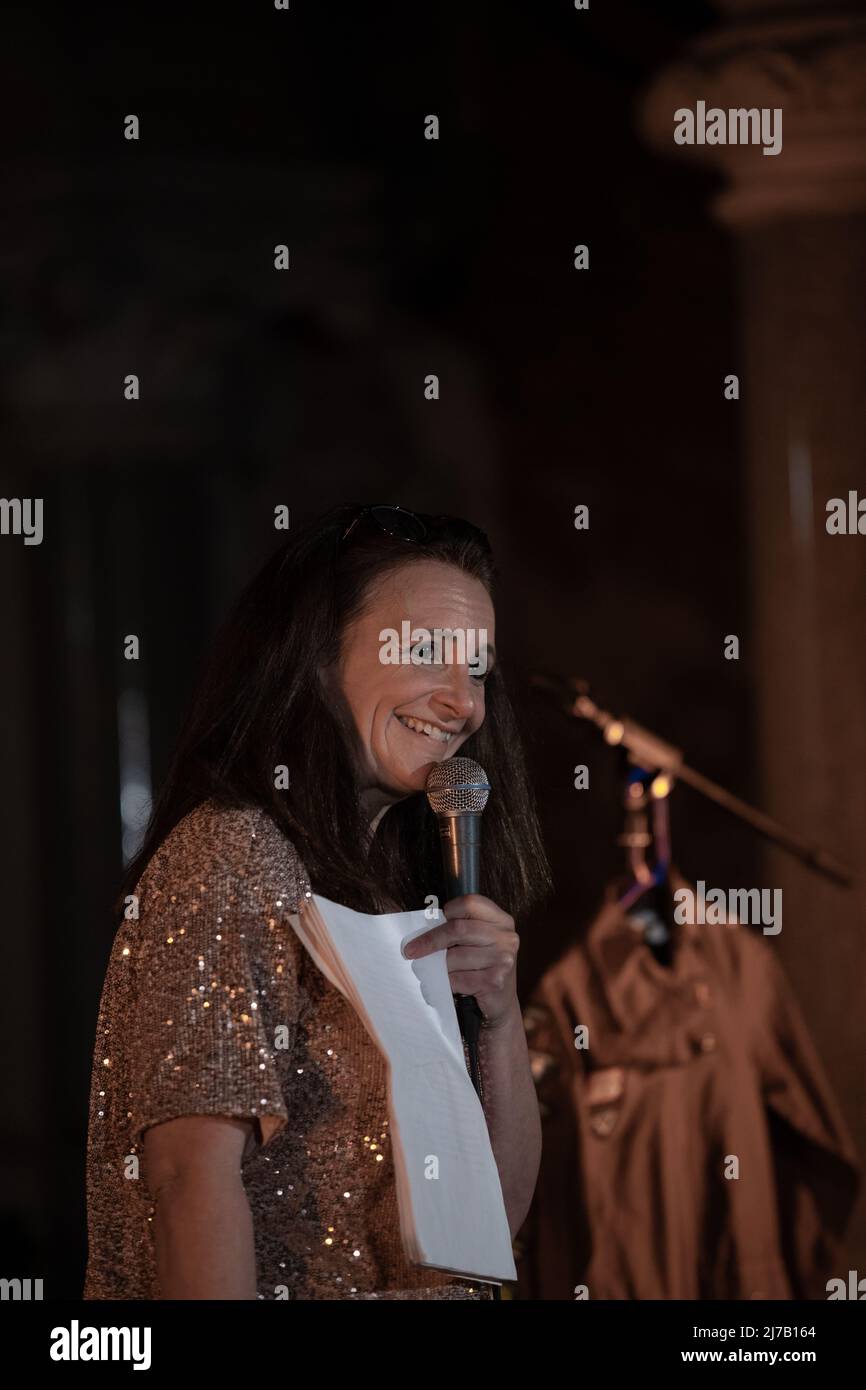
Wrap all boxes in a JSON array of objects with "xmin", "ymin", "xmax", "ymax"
[{"xmin": 425, "ymin": 757, "xmax": 491, "ymax": 1100}]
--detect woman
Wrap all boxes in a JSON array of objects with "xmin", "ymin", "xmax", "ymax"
[{"xmin": 84, "ymin": 503, "xmax": 552, "ymax": 1300}]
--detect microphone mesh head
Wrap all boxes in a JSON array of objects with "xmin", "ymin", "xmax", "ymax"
[{"xmin": 425, "ymin": 757, "xmax": 491, "ymax": 814}]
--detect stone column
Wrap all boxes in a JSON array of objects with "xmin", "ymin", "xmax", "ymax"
[{"xmin": 642, "ymin": 0, "xmax": 866, "ymax": 1273}]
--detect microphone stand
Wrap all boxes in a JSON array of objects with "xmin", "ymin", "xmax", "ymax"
[{"xmin": 531, "ymin": 675, "xmax": 854, "ymax": 888}]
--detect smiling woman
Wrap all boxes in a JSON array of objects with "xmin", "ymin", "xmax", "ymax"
[
  {"xmin": 332, "ymin": 557, "xmax": 495, "ymax": 814},
  {"xmin": 84, "ymin": 503, "xmax": 552, "ymax": 1301}
]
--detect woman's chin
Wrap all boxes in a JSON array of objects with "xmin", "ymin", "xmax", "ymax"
[{"xmin": 380, "ymin": 731, "xmax": 457, "ymax": 792}]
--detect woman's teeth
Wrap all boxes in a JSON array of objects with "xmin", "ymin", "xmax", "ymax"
[{"xmin": 396, "ymin": 714, "xmax": 454, "ymax": 744}]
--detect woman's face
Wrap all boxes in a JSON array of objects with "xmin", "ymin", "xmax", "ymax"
[{"xmin": 336, "ymin": 559, "xmax": 496, "ymax": 806}]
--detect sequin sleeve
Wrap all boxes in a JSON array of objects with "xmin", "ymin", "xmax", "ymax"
[{"xmin": 123, "ymin": 803, "xmax": 306, "ymax": 1153}]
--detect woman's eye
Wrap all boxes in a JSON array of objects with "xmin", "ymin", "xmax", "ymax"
[{"xmin": 410, "ymin": 641, "xmax": 435, "ymax": 664}]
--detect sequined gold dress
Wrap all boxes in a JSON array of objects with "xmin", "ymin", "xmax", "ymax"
[{"xmin": 84, "ymin": 800, "xmax": 493, "ymax": 1299}]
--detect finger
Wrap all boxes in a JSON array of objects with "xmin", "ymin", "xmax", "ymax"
[
  {"xmin": 449, "ymin": 965, "xmax": 513, "ymax": 995},
  {"xmin": 446, "ymin": 946, "xmax": 516, "ymax": 975},
  {"xmin": 402, "ymin": 924, "xmax": 452, "ymax": 959},
  {"xmin": 442, "ymin": 894, "xmax": 511, "ymax": 925},
  {"xmin": 403, "ymin": 918, "xmax": 501, "ymax": 959}
]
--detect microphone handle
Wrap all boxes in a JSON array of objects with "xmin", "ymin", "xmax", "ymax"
[
  {"xmin": 437, "ymin": 813, "xmax": 485, "ymax": 1093},
  {"xmin": 438, "ymin": 812, "xmax": 481, "ymax": 898},
  {"xmin": 436, "ymin": 811, "xmax": 502, "ymax": 1300}
]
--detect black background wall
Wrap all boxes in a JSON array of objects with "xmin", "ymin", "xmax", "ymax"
[{"xmin": 3, "ymin": 0, "xmax": 860, "ymax": 1298}]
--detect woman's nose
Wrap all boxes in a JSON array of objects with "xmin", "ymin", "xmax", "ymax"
[{"xmin": 432, "ymin": 666, "xmax": 478, "ymax": 719}]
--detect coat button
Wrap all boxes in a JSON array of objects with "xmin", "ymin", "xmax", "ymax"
[{"xmin": 589, "ymin": 1108, "xmax": 618, "ymax": 1138}]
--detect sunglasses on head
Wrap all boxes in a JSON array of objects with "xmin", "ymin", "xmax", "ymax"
[{"xmin": 339, "ymin": 504, "xmax": 490, "ymax": 550}]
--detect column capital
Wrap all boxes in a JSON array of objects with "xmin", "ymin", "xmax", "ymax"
[{"xmin": 640, "ymin": 3, "xmax": 866, "ymax": 225}]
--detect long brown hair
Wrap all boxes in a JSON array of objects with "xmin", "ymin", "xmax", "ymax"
[{"xmin": 120, "ymin": 504, "xmax": 553, "ymax": 917}]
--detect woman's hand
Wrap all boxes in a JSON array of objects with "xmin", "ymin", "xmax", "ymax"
[{"xmin": 403, "ymin": 893, "xmax": 520, "ymax": 1029}]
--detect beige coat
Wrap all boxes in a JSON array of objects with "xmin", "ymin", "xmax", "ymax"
[{"xmin": 515, "ymin": 888, "xmax": 861, "ymax": 1300}]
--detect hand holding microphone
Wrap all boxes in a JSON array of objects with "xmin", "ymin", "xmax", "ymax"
[
  {"xmin": 403, "ymin": 891, "xmax": 520, "ymax": 1030},
  {"xmin": 402, "ymin": 759, "xmax": 521, "ymax": 1090}
]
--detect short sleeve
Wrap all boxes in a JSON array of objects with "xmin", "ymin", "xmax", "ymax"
[{"xmin": 125, "ymin": 805, "xmax": 305, "ymax": 1154}]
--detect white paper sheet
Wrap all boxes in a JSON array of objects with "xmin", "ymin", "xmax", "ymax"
[{"xmin": 289, "ymin": 893, "xmax": 517, "ymax": 1284}]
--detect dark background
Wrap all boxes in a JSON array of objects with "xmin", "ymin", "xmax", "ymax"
[{"xmin": 1, "ymin": 0, "xmax": 860, "ymax": 1297}]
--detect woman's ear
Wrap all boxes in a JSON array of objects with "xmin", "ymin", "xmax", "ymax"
[
  {"xmin": 316, "ymin": 641, "xmax": 346, "ymax": 701},
  {"xmin": 317, "ymin": 658, "xmax": 337, "ymax": 697}
]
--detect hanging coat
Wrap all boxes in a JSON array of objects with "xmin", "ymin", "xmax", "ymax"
[{"xmin": 515, "ymin": 887, "xmax": 861, "ymax": 1300}]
